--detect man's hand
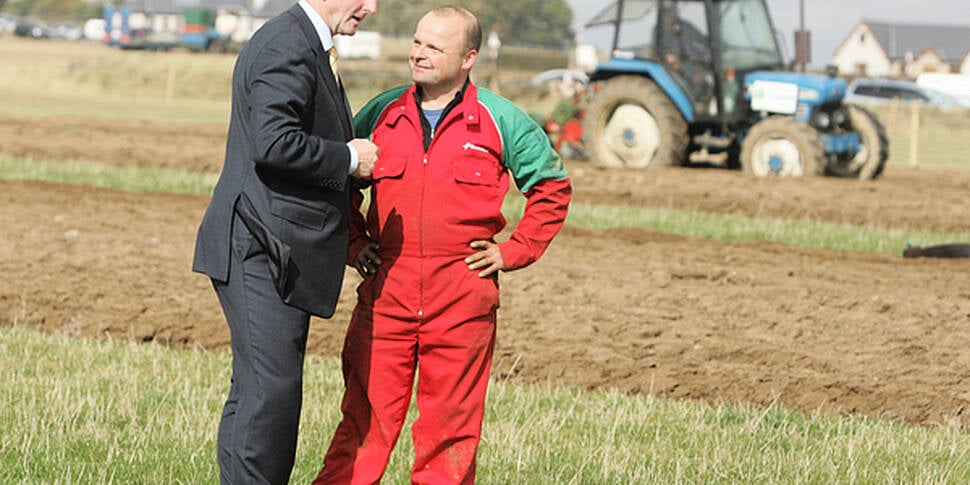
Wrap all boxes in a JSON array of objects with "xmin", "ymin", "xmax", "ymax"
[
  {"xmin": 349, "ymin": 138, "xmax": 379, "ymax": 178},
  {"xmin": 465, "ymin": 240, "xmax": 505, "ymax": 277},
  {"xmin": 353, "ymin": 242, "xmax": 382, "ymax": 278}
]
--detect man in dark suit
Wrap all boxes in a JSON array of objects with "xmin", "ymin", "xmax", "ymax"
[{"xmin": 192, "ymin": 0, "xmax": 379, "ymax": 482}]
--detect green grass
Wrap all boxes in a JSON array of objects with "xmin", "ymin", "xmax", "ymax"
[
  {"xmin": 510, "ymin": 193, "xmax": 968, "ymax": 254},
  {"xmin": 0, "ymin": 155, "xmax": 219, "ymax": 195},
  {"xmin": 3, "ymin": 324, "xmax": 969, "ymax": 484},
  {"xmin": 561, "ymin": 200, "xmax": 970, "ymax": 254},
  {"xmin": 0, "ymin": 87, "xmax": 231, "ymax": 124},
  {"xmin": 3, "ymin": 154, "xmax": 967, "ymax": 254}
]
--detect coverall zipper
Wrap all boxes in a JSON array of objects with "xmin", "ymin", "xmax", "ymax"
[{"xmin": 418, "ymin": 152, "xmax": 427, "ymax": 319}]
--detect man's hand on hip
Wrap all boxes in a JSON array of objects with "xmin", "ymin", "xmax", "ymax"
[
  {"xmin": 354, "ymin": 242, "xmax": 382, "ymax": 278},
  {"xmin": 465, "ymin": 240, "xmax": 505, "ymax": 277}
]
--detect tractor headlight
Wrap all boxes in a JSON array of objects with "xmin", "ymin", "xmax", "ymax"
[
  {"xmin": 831, "ymin": 108, "xmax": 848, "ymax": 127},
  {"xmin": 811, "ymin": 111, "xmax": 831, "ymax": 130}
]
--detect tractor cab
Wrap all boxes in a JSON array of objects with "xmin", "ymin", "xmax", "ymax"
[
  {"xmin": 588, "ymin": 0, "xmax": 790, "ymax": 121},
  {"xmin": 583, "ymin": 0, "xmax": 888, "ymax": 179}
]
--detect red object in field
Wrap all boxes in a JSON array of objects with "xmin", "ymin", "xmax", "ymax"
[
  {"xmin": 559, "ymin": 114, "xmax": 584, "ymax": 146},
  {"xmin": 182, "ymin": 23, "xmax": 208, "ymax": 34},
  {"xmin": 544, "ymin": 111, "xmax": 583, "ymax": 153},
  {"xmin": 544, "ymin": 120, "xmax": 561, "ymax": 138}
]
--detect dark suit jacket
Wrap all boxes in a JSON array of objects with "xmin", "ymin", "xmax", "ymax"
[{"xmin": 193, "ymin": 4, "xmax": 353, "ymax": 318}]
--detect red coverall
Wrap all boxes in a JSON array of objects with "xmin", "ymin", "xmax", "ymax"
[{"xmin": 315, "ymin": 82, "xmax": 571, "ymax": 484}]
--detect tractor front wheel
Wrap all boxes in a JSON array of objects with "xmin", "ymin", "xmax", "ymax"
[
  {"xmin": 740, "ymin": 116, "xmax": 825, "ymax": 178},
  {"xmin": 826, "ymin": 104, "xmax": 889, "ymax": 180},
  {"xmin": 583, "ymin": 76, "xmax": 688, "ymax": 169}
]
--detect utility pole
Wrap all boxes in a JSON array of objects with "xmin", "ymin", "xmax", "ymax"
[
  {"xmin": 794, "ymin": 0, "xmax": 811, "ymax": 72},
  {"xmin": 800, "ymin": 0, "xmax": 804, "ymax": 31}
]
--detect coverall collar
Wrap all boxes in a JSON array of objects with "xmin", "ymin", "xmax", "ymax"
[{"xmin": 413, "ymin": 78, "xmax": 473, "ymax": 150}]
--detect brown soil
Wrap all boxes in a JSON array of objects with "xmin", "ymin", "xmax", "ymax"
[{"xmin": 3, "ymin": 114, "xmax": 970, "ymax": 430}]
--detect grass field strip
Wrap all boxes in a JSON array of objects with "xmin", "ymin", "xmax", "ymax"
[{"xmin": 2, "ymin": 155, "xmax": 965, "ymax": 255}]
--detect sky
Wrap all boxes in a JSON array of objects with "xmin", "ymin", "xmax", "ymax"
[{"xmin": 564, "ymin": 0, "xmax": 970, "ymax": 68}]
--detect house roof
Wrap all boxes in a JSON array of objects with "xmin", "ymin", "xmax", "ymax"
[
  {"xmin": 864, "ymin": 20, "xmax": 970, "ymax": 61},
  {"xmin": 120, "ymin": 0, "xmax": 292, "ymax": 19}
]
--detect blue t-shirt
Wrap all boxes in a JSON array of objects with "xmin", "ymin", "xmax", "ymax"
[{"xmin": 423, "ymin": 107, "xmax": 445, "ymax": 131}]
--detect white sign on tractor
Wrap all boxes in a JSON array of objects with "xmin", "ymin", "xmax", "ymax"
[{"xmin": 749, "ymin": 80, "xmax": 799, "ymax": 114}]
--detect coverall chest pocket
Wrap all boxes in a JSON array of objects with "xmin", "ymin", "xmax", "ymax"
[
  {"xmin": 452, "ymin": 153, "xmax": 501, "ymax": 187},
  {"xmin": 372, "ymin": 156, "xmax": 406, "ymax": 181}
]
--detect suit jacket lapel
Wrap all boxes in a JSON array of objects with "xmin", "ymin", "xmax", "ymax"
[
  {"xmin": 289, "ymin": 5, "xmax": 353, "ymax": 138},
  {"xmin": 337, "ymin": 78, "xmax": 355, "ymax": 137},
  {"xmin": 316, "ymin": 51, "xmax": 353, "ymax": 136}
]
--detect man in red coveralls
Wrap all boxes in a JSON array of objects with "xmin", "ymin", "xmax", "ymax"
[{"xmin": 313, "ymin": 5, "xmax": 571, "ymax": 484}]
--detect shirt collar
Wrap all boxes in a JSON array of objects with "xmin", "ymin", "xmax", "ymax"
[
  {"xmin": 413, "ymin": 77, "xmax": 471, "ymax": 107},
  {"xmin": 298, "ymin": 0, "xmax": 335, "ymax": 51}
]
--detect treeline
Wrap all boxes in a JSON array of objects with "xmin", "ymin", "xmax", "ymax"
[
  {"xmin": 2, "ymin": 0, "xmax": 103, "ymax": 22},
  {"xmin": 2, "ymin": 0, "xmax": 577, "ymax": 49}
]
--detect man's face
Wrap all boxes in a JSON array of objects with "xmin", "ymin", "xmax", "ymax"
[
  {"xmin": 322, "ymin": 0, "xmax": 376, "ymax": 36},
  {"xmin": 409, "ymin": 13, "xmax": 477, "ymax": 92}
]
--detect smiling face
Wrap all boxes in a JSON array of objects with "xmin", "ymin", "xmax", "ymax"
[
  {"xmin": 319, "ymin": 0, "xmax": 377, "ymax": 36},
  {"xmin": 409, "ymin": 9, "xmax": 478, "ymax": 101}
]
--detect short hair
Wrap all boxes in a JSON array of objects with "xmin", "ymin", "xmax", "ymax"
[{"xmin": 428, "ymin": 5, "xmax": 482, "ymax": 53}]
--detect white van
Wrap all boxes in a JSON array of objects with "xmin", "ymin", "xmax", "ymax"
[
  {"xmin": 916, "ymin": 73, "xmax": 970, "ymax": 108},
  {"xmin": 83, "ymin": 18, "xmax": 106, "ymax": 42},
  {"xmin": 334, "ymin": 30, "xmax": 381, "ymax": 60}
]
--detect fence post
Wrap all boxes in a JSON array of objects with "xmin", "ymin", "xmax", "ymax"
[
  {"xmin": 888, "ymin": 97, "xmax": 899, "ymax": 137},
  {"xmin": 165, "ymin": 63, "xmax": 176, "ymax": 103},
  {"xmin": 908, "ymin": 102, "xmax": 919, "ymax": 166}
]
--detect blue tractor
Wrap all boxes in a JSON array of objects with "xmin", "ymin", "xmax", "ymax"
[{"xmin": 583, "ymin": 0, "xmax": 888, "ymax": 179}]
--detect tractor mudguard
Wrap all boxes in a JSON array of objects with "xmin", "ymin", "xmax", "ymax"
[{"xmin": 591, "ymin": 58, "xmax": 695, "ymax": 122}]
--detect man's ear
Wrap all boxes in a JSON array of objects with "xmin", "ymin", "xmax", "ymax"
[{"xmin": 463, "ymin": 49, "xmax": 479, "ymax": 70}]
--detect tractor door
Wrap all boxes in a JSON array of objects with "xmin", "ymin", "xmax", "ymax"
[
  {"xmin": 656, "ymin": 0, "xmax": 717, "ymax": 118},
  {"xmin": 710, "ymin": 0, "xmax": 786, "ymax": 118}
]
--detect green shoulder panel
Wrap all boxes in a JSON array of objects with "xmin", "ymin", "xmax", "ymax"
[
  {"xmin": 476, "ymin": 87, "xmax": 568, "ymax": 193},
  {"xmin": 353, "ymin": 85, "xmax": 410, "ymax": 138}
]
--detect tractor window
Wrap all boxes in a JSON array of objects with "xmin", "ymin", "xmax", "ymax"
[
  {"xmin": 655, "ymin": 1, "xmax": 717, "ymax": 116},
  {"xmin": 716, "ymin": 0, "xmax": 784, "ymax": 70},
  {"xmin": 657, "ymin": 1, "xmax": 710, "ymax": 64},
  {"xmin": 585, "ymin": 0, "xmax": 661, "ymax": 60},
  {"xmin": 616, "ymin": 2, "xmax": 661, "ymax": 59}
]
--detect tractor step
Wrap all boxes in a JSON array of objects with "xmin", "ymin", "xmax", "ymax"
[{"xmin": 692, "ymin": 132, "xmax": 734, "ymax": 149}]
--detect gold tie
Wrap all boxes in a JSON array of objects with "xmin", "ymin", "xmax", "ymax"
[{"xmin": 328, "ymin": 47, "xmax": 339, "ymax": 77}]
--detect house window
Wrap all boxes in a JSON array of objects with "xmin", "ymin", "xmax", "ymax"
[{"xmin": 859, "ymin": 32, "xmax": 866, "ymax": 43}]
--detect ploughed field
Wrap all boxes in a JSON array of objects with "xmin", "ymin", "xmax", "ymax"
[{"xmin": 2, "ymin": 113, "xmax": 969, "ymax": 429}]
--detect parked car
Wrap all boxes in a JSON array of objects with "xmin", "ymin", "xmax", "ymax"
[
  {"xmin": 13, "ymin": 19, "xmax": 50, "ymax": 39},
  {"xmin": 0, "ymin": 14, "xmax": 17, "ymax": 34},
  {"xmin": 845, "ymin": 77, "xmax": 961, "ymax": 110},
  {"xmin": 51, "ymin": 22, "xmax": 83, "ymax": 41}
]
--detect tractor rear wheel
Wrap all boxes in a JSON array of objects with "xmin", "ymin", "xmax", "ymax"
[
  {"xmin": 583, "ymin": 76, "xmax": 688, "ymax": 169},
  {"xmin": 826, "ymin": 104, "xmax": 889, "ymax": 180},
  {"xmin": 740, "ymin": 116, "xmax": 825, "ymax": 177}
]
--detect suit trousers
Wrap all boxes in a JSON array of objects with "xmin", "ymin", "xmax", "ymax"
[{"xmin": 213, "ymin": 213, "xmax": 311, "ymax": 484}]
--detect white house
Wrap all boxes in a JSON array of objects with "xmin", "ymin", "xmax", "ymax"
[{"xmin": 832, "ymin": 20, "xmax": 970, "ymax": 78}]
